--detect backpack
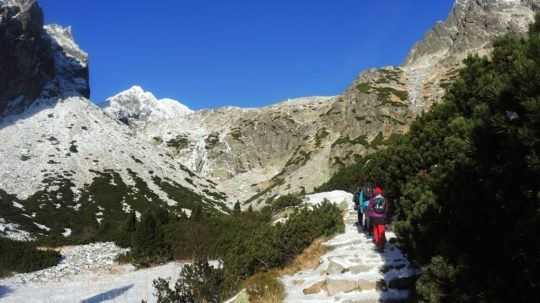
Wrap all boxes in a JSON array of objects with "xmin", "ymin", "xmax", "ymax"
[
  {"xmin": 363, "ymin": 182, "xmax": 374, "ymax": 199},
  {"xmin": 373, "ymin": 195, "xmax": 386, "ymax": 214}
]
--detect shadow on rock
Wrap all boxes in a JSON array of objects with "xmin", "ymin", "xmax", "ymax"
[
  {"xmin": 0, "ymin": 285, "xmax": 13, "ymax": 299},
  {"xmin": 375, "ymin": 237, "xmax": 421, "ymax": 303},
  {"xmin": 80, "ymin": 284, "xmax": 134, "ymax": 303}
]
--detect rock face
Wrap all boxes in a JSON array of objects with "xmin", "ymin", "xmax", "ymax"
[
  {"xmin": 0, "ymin": 0, "xmax": 54, "ymax": 115},
  {"xmin": 42, "ymin": 24, "xmax": 90, "ymax": 99},
  {"xmin": 406, "ymin": 0, "xmax": 539, "ymax": 67},
  {"xmin": 402, "ymin": 0, "xmax": 540, "ymax": 110},
  {"xmin": 0, "ymin": 0, "xmax": 89, "ymax": 117}
]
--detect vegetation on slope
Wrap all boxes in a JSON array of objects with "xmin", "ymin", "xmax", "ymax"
[
  {"xmin": 0, "ymin": 168, "xmax": 227, "ymax": 247},
  {"xmin": 318, "ymin": 17, "xmax": 540, "ymax": 302},
  {"xmin": 0, "ymin": 238, "xmax": 61, "ymax": 278},
  {"xmin": 121, "ymin": 200, "xmax": 343, "ymax": 302}
]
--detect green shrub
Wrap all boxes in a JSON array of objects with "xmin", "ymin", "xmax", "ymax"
[
  {"xmin": 0, "ymin": 238, "xmax": 61, "ymax": 277},
  {"xmin": 150, "ymin": 201, "xmax": 344, "ymax": 300},
  {"xmin": 318, "ymin": 16, "xmax": 540, "ymax": 302},
  {"xmin": 269, "ymin": 194, "xmax": 303, "ymax": 214},
  {"xmin": 356, "ymin": 83, "xmax": 372, "ymax": 93},
  {"xmin": 153, "ymin": 256, "xmax": 225, "ymax": 303}
]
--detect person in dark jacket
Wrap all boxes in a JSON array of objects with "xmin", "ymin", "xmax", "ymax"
[{"xmin": 367, "ymin": 185, "xmax": 387, "ymax": 251}]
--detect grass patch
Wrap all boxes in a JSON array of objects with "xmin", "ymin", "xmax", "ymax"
[
  {"xmin": 332, "ymin": 135, "xmax": 369, "ymax": 148},
  {"xmin": 278, "ymin": 238, "xmax": 329, "ymax": 276},
  {"xmin": 356, "ymin": 83, "xmax": 372, "ymax": 93},
  {"xmin": 166, "ymin": 135, "xmax": 189, "ymax": 150},
  {"xmin": 243, "ymin": 272, "xmax": 285, "ymax": 303},
  {"xmin": 315, "ymin": 128, "xmax": 330, "ymax": 147}
]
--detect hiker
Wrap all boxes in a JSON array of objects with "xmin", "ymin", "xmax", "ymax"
[
  {"xmin": 353, "ymin": 187, "xmax": 363, "ymax": 227},
  {"xmin": 361, "ymin": 183, "xmax": 373, "ymax": 235},
  {"xmin": 353, "ymin": 183, "xmax": 372, "ymax": 232},
  {"xmin": 368, "ymin": 185, "xmax": 387, "ymax": 251}
]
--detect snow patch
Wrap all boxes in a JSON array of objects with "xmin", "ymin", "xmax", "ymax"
[
  {"xmin": 12, "ymin": 201, "xmax": 24, "ymax": 209},
  {"xmin": 102, "ymin": 86, "xmax": 192, "ymax": 125},
  {"xmin": 62, "ymin": 228, "xmax": 72, "ymax": 237},
  {"xmin": 34, "ymin": 222, "xmax": 51, "ymax": 231},
  {"xmin": 304, "ymin": 190, "xmax": 353, "ymax": 207},
  {"xmin": 0, "ymin": 218, "xmax": 34, "ymax": 241}
]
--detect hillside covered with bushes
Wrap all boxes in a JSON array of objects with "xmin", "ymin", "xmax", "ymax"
[
  {"xmin": 319, "ymin": 15, "xmax": 540, "ymax": 303},
  {"xmin": 119, "ymin": 199, "xmax": 344, "ymax": 301}
]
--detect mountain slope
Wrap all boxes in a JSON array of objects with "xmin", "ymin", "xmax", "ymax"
[
  {"xmin": 0, "ymin": 0, "xmax": 227, "ymax": 242},
  {"xmin": 104, "ymin": 0, "xmax": 540, "ymax": 206}
]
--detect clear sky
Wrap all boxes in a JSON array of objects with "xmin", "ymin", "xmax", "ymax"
[{"xmin": 40, "ymin": 0, "xmax": 454, "ymax": 109}]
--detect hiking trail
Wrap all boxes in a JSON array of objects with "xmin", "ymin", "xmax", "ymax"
[{"xmin": 280, "ymin": 192, "xmax": 419, "ymax": 302}]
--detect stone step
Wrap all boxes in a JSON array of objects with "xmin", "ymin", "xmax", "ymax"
[{"xmin": 302, "ymin": 278, "xmax": 377, "ymax": 296}]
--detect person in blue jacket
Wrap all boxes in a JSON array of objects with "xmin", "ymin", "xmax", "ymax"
[
  {"xmin": 353, "ymin": 188, "xmax": 364, "ymax": 228},
  {"xmin": 354, "ymin": 184, "xmax": 372, "ymax": 233},
  {"xmin": 360, "ymin": 186, "xmax": 371, "ymax": 234}
]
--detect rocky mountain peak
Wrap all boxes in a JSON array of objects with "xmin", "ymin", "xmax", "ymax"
[
  {"xmin": 0, "ymin": 0, "xmax": 89, "ymax": 117},
  {"xmin": 103, "ymin": 86, "xmax": 192, "ymax": 126},
  {"xmin": 405, "ymin": 0, "xmax": 539, "ymax": 67}
]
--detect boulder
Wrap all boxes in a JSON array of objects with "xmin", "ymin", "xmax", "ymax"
[{"xmin": 325, "ymin": 278, "xmax": 376, "ymax": 296}]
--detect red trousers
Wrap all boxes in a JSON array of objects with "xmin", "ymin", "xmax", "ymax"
[{"xmin": 373, "ymin": 224, "xmax": 386, "ymax": 249}]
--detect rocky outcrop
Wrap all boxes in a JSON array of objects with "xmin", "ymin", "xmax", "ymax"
[
  {"xmin": 42, "ymin": 24, "xmax": 90, "ymax": 99},
  {"xmin": 402, "ymin": 0, "xmax": 540, "ymax": 110},
  {"xmin": 406, "ymin": 0, "xmax": 539, "ymax": 67},
  {"xmin": 0, "ymin": 0, "xmax": 54, "ymax": 116},
  {"xmin": 0, "ymin": 0, "xmax": 89, "ymax": 117}
]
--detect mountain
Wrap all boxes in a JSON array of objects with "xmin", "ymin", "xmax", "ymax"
[
  {"xmin": 104, "ymin": 0, "xmax": 540, "ymax": 205},
  {"xmin": 0, "ymin": 0, "xmax": 89, "ymax": 117},
  {"xmin": 0, "ymin": 0, "xmax": 227, "ymax": 242},
  {"xmin": 1, "ymin": 0, "xmax": 539, "ymax": 242},
  {"xmin": 102, "ymin": 86, "xmax": 193, "ymax": 127}
]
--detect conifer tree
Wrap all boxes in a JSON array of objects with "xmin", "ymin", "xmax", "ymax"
[{"xmin": 233, "ymin": 201, "xmax": 241, "ymax": 215}]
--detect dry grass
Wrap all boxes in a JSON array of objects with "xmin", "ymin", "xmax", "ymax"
[
  {"xmin": 277, "ymin": 237, "xmax": 329, "ymax": 276},
  {"xmin": 243, "ymin": 271, "xmax": 285, "ymax": 303},
  {"xmin": 241, "ymin": 237, "xmax": 330, "ymax": 303}
]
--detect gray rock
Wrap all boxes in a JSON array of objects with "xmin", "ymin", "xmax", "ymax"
[
  {"xmin": 0, "ymin": 0, "xmax": 90, "ymax": 118},
  {"xmin": 0, "ymin": 0, "xmax": 55, "ymax": 116}
]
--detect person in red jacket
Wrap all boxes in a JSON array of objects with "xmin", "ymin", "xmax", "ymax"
[{"xmin": 367, "ymin": 185, "xmax": 387, "ymax": 251}]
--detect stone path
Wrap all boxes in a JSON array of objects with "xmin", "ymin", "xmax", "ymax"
[{"xmin": 281, "ymin": 205, "xmax": 419, "ymax": 303}]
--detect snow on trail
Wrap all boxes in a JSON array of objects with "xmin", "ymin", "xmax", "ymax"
[
  {"xmin": 281, "ymin": 192, "xmax": 418, "ymax": 303},
  {"xmin": 0, "ymin": 242, "xmax": 185, "ymax": 303},
  {"xmin": 1, "ymin": 262, "xmax": 184, "ymax": 303}
]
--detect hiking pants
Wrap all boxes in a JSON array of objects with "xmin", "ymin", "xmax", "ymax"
[
  {"xmin": 362, "ymin": 213, "xmax": 369, "ymax": 231},
  {"xmin": 373, "ymin": 223, "xmax": 386, "ymax": 249}
]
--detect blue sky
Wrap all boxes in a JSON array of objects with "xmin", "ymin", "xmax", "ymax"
[{"xmin": 41, "ymin": 1, "xmax": 454, "ymax": 109}]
